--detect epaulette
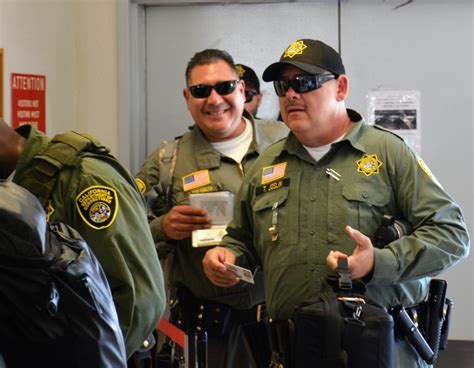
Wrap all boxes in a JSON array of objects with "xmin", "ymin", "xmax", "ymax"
[{"xmin": 372, "ymin": 124, "xmax": 405, "ymax": 141}]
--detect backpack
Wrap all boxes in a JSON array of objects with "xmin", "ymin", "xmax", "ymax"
[
  {"xmin": 16, "ymin": 130, "xmax": 113, "ymax": 209},
  {"xmin": 0, "ymin": 181, "xmax": 127, "ymax": 367}
]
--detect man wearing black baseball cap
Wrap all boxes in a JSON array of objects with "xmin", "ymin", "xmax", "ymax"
[
  {"xmin": 236, "ymin": 63, "xmax": 263, "ymax": 117},
  {"xmin": 203, "ymin": 39, "xmax": 469, "ymax": 368}
]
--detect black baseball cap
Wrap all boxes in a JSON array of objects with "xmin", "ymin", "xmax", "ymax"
[
  {"xmin": 236, "ymin": 64, "xmax": 260, "ymax": 93},
  {"xmin": 262, "ymin": 39, "xmax": 345, "ymax": 81}
]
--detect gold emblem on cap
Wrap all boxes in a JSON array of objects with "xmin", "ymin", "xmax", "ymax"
[
  {"xmin": 283, "ymin": 40, "xmax": 307, "ymax": 59},
  {"xmin": 236, "ymin": 64, "xmax": 245, "ymax": 78},
  {"xmin": 356, "ymin": 154, "xmax": 382, "ymax": 176}
]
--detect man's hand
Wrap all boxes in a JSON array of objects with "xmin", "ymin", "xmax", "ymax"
[
  {"xmin": 162, "ymin": 205, "xmax": 212, "ymax": 240},
  {"xmin": 326, "ymin": 225, "xmax": 375, "ymax": 279},
  {"xmin": 203, "ymin": 247, "xmax": 240, "ymax": 287}
]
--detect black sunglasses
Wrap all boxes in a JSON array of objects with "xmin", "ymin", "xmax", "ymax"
[
  {"xmin": 273, "ymin": 74, "xmax": 336, "ymax": 97},
  {"xmin": 245, "ymin": 90, "xmax": 258, "ymax": 103},
  {"xmin": 189, "ymin": 80, "xmax": 239, "ymax": 99}
]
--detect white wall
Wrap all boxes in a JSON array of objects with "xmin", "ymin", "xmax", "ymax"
[
  {"xmin": 0, "ymin": 0, "xmax": 118, "ymax": 154},
  {"xmin": 145, "ymin": 2, "xmax": 337, "ymax": 150},
  {"xmin": 342, "ymin": 0, "xmax": 474, "ymax": 342}
]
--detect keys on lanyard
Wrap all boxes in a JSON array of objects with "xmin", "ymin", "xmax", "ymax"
[{"xmin": 268, "ymin": 202, "xmax": 279, "ymax": 242}]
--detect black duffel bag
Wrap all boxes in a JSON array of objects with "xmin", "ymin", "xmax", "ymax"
[{"xmin": 292, "ymin": 260, "xmax": 394, "ymax": 368}]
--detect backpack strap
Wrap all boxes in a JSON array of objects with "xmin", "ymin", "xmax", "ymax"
[
  {"xmin": 18, "ymin": 131, "xmax": 110, "ymax": 209},
  {"xmin": 156, "ymin": 139, "xmax": 179, "ymax": 210}
]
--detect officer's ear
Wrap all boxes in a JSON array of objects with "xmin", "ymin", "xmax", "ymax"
[
  {"xmin": 335, "ymin": 75, "xmax": 349, "ymax": 101},
  {"xmin": 183, "ymin": 88, "xmax": 190, "ymax": 101},
  {"xmin": 254, "ymin": 93, "xmax": 263, "ymax": 108}
]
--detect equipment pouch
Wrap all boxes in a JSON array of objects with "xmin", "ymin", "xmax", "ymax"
[{"xmin": 292, "ymin": 281, "xmax": 394, "ymax": 368}]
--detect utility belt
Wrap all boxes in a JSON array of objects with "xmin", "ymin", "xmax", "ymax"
[{"xmin": 170, "ymin": 286, "xmax": 265, "ymax": 337}]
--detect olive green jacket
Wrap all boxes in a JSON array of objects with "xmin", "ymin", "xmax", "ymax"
[
  {"xmin": 14, "ymin": 126, "xmax": 166, "ymax": 358},
  {"xmin": 136, "ymin": 113, "xmax": 287, "ymax": 308},
  {"xmin": 221, "ymin": 110, "xmax": 470, "ymax": 320}
]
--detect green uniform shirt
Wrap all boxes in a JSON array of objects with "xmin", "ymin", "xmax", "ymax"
[
  {"xmin": 136, "ymin": 113, "xmax": 287, "ymax": 308},
  {"xmin": 221, "ymin": 109, "xmax": 470, "ymax": 320},
  {"xmin": 14, "ymin": 126, "xmax": 166, "ymax": 358}
]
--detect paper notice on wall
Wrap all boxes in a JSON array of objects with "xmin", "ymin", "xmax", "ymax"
[{"xmin": 367, "ymin": 90, "xmax": 420, "ymax": 154}]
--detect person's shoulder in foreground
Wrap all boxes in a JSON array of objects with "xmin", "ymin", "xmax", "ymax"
[{"xmin": 1, "ymin": 120, "xmax": 165, "ymax": 358}]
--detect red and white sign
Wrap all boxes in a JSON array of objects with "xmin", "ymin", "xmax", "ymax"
[{"xmin": 11, "ymin": 73, "xmax": 46, "ymax": 132}]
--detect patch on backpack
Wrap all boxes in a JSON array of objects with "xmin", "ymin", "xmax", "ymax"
[
  {"xmin": 76, "ymin": 186, "xmax": 118, "ymax": 229},
  {"xmin": 135, "ymin": 178, "xmax": 146, "ymax": 193}
]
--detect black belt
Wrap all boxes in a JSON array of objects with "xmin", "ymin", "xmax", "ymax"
[
  {"xmin": 234, "ymin": 303, "xmax": 266, "ymax": 324},
  {"xmin": 172, "ymin": 287, "xmax": 264, "ymax": 336}
]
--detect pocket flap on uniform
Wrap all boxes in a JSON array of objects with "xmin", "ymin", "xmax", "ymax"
[
  {"xmin": 253, "ymin": 186, "xmax": 290, "ymax": 212},
  {"xmin": 342, "ymin": 183, "xmax": 391, "ymax": 207}
]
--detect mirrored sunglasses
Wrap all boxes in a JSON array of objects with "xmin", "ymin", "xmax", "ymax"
[
  {"xmin": 245, "ymin": 90, "xmax": 258, "ymax": 103},
  {"xmin": 273, "ymin": 74, "xmax": 336, "ymax": 97},
  {"xmin": 189, "ymin": 80, "xmax": 238, "ymax": 99}
]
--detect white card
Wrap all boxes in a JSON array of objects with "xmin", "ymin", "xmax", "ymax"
[{"xmin": 224, "ymin": 263, "xmax": 255, "ymax": 284}]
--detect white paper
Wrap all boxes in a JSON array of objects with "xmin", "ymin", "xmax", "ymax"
[
  {"xmin": 367, "ymin": 90, "xmax": 421, "ymax": 154},
  {"xmin": 189, "ymin": 191, "xmax": 234, "ymax": 247}
]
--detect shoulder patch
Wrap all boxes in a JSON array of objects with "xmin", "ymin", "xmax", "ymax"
[
  {"xmin": 135, "ymin": 178, "xmax": 146, "ymax": 193},
  {"xmin": 76, "ymin": 185, "xmax": 118, "ymax": 230},
  {"xmin": 417, "ymin": 158, "xmax": 442, "ymax": 187}
]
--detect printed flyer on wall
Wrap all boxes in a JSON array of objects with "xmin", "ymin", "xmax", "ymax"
[{"xmin": 367, "ymin": 90, "xmax": 421, "ymax": 154}]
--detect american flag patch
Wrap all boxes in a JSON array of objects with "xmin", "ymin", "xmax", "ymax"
[
  {"xmin": 261, "ymin": 162, "xmax": 287, "ymax": 184},
  {"xmin": 182, "ymin": 170, "xmax": 211, "ymax": 192}
]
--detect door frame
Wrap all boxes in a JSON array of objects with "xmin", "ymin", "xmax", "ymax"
[
  {"xmin": 117, "ymin": 0, "xmax": 297, "ymax": 172},
  {"xmin": 0, "ymin": 48, "xmax": 3, "ymax": 118}
]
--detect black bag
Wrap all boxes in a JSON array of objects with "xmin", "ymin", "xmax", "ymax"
[
  {"xmin": 292, "ymin": 262, "xmax": 394, "ymax": 368},
  {"xmin": 0, "ymin": 181, "xmax": 127, "ymax": 368}
]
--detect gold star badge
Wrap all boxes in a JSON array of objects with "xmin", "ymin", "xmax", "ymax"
[
  {"xmin": 283, "ymin": 40, "xmax": 307, "ymax": 59},
  {"xmin": 236, "ymin": 64, "xmax": 245, "ymax": 78},
  {"xmin": 356, "ymin": 154, "xmax": 383, "ymax": 177}
]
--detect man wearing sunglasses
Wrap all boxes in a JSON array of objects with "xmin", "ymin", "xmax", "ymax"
[
  {"xmin": 203, "ymin": 39, "xmax": 469, "ymax": 367},
  {"xmin": 136, "ymin": 49, "xmax": 281, "ymax": 368},
  {"xmin": 236, "ymin": 63, "xmax": 263, "ymax": 118}
]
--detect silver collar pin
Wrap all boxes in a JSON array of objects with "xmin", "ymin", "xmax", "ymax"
[{"xmin": 326, "ymin": 168, "xmax": 341, "ymax": 181}]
